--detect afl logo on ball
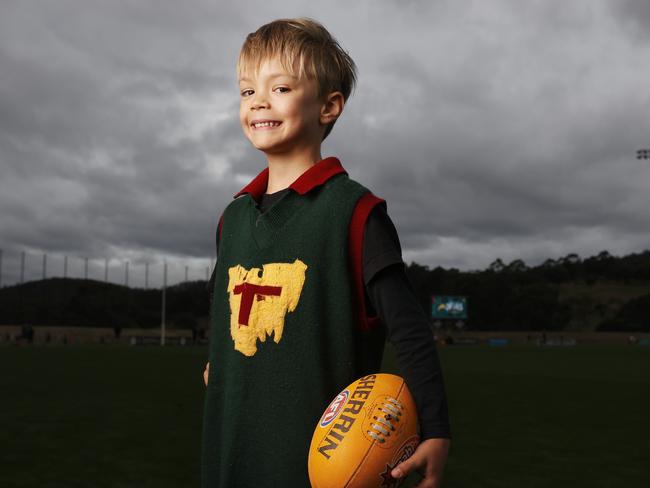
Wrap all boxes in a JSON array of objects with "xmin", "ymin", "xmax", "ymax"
[{"xmin": 319, "ymin": 390, "xmax": 349, "ymax": 428}]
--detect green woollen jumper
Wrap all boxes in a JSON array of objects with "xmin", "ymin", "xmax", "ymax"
[{"xmin": 201, "ymin": 157, "xmax": 387, "ymax": 487}]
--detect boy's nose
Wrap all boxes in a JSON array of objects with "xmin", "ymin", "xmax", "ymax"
[{"xmin": 251, "ymin": 96, "xmax": 269, "ymax": 110}]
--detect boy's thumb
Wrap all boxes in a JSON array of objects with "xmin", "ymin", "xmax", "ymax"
[{"xmin": 391, "ymin": 457, "xmax": 415, "ymax": 479}]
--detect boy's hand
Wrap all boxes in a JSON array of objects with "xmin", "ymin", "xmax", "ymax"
[
  {"xmin": 391, "ymin": 438, "xmax": 450, "ymax": 488},
  {"xmin": 203, "ymin": 362, "xmax": 209, "ymax": 386}
]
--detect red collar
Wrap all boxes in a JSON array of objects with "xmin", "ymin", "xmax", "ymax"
[{"xmin": 233, "ymin": 157, "xmax": 347, "ymax": 201}]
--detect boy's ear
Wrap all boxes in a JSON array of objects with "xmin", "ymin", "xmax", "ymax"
[{"xmin": 320, "ymin": 91, "xmax": 345, "ymax": 126}]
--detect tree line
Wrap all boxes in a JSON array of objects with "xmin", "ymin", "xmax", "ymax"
[
  {"xmin": 406, "ymin": 250, "xmax": 650, "ymax": 332},
  {"xmin": 0, "ymin": 250, "xmax": 649, "ymax": 332}
]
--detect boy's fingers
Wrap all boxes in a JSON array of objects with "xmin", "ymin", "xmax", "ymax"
[{"xmin": 203, "ymin": 362, "xmax": 210, "ymax": 386}]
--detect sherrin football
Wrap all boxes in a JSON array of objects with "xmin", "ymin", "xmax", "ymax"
[{"xmin": 308, "ymin": 373, "xmax": 420, "ymax": 488}]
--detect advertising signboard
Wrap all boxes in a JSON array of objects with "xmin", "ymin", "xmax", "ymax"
[{"xmin": 431, "ymin": 295, "xmax": 468, "ymax": 320}]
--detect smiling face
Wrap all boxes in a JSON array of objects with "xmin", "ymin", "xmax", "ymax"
[{"xmin": 238, "ymin": 57, "xmax": 326, "ymax": 160}]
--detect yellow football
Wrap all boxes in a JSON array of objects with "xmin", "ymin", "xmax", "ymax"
[{"xmin": 308, "ymin": 373, "xmax": 419, "ymax": 488}]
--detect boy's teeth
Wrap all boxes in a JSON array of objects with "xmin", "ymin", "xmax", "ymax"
[{"xmin": 253, "ymin": 121, "xmax": 280, "ymax": 127}]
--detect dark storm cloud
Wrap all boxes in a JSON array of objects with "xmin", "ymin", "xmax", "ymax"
[
  {"xmin": 354, "ymin": 1, "xmax": 650, "ymax": 268},
  {"xmin": 609, "ymin": 0, "xmax": 650, "ymax": 39},
  {"xmin": 0, "ymin": 1, "xmax": 249, "ymax": 286},
  {"xmin": 1, "ymin": 0, "xmax": 649, "ymax": 284}
]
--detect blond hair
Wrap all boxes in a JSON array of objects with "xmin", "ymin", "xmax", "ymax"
[{"xmin": 238, "ymin": 18, "xmax": 357, "ymax": 140}]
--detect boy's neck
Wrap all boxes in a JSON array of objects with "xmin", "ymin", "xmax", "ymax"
[{"xmin": 265, "ymin": 148, "xmax": 323, "ymax": 194}]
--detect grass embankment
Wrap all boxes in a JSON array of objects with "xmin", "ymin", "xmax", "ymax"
[{"xmin": 558, "ymin": 280, "xmax": 650, "ymax": 331}]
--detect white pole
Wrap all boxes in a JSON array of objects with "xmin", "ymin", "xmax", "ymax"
[
  {"xmin": 20, "ymin": 251, "xmax": 25, "ymax": 284},
  {"xmin": 161, "ymin": 261, "xmax": 167, "ymax": 346},
  {"xmin": 64, "ymin": 256, "xmax": 68, "ymax": 278},
  {"xmin": 0, "ymin": 249, "xmax": 3, "ymax": 288},
  {"xmin": 42, "ymin": 253, "xmax": 47, "ymax": 280}
]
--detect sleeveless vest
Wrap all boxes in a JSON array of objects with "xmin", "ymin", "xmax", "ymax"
[{"xmin": 201, "ymin": 158, "xmax": 386, "ymax": 487}]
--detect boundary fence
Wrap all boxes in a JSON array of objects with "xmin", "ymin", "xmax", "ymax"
[
  {"xmin": 0, "ymin": 249, "xmax": 216, "ymax": 345},
  {"xmin": 0, "ymin": 249, "xmax": 215, "ymax": 289}
]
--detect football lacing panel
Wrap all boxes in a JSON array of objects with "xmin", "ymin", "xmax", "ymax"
[{"xmin": 367, "ymin": 397, "xmax": 404, "ymax": 444}]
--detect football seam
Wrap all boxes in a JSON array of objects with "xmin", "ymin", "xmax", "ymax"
[{"xmin": 344, "ymin": 379, "xmax": 406, "ymax": 488}]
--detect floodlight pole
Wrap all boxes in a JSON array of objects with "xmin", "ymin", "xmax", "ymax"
[
  {"xmin": 64, "ymin": 256, "xmax": 68, "ymax": 278},
  {"xmin": 0, "ymin": 249, "xmax": 3, "ymax": 288},
  {"xmin": 20, "ymin": 251, "xmax": 25, "ymax": 284},
  {"xmin": 161, "ymin": 261, "xmax": 167, "ymax": 346}
]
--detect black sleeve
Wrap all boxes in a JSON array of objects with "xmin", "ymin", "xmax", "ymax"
[
  {"xmin": 363, "ymin": 204, "xmax": 404, "ymax": 287},
  {"xmin": 366, "ymin": 265, "xmax": 452, "ymax": 439},
  {"xmin": 363, "ymin": 208, "xmax": 452, "ymax": 440}
]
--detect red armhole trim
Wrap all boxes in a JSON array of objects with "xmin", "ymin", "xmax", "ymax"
[
  {"xmin": 349, "ymin": 192, "xmax": 385, "ymax": 331},
  {"xmin": 217, "ymin": 212, "xmax": 224, "ymax": 246}
]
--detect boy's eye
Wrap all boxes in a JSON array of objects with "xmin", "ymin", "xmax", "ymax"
[
  {"xmin": 274, "ymin": 86, "xmax": 290, "ymax": 93},
  {"xmin": 241, "ymin": 89, "xmax": 254, "ymax": 97}
]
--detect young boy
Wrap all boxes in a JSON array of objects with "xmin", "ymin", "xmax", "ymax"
[{"xmin": 202, "ymin": 18, "xmax": 451, "ymax": 487}]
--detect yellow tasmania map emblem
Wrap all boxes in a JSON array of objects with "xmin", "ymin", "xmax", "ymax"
[{"xmin": 227, "ymin": 259, "xmax": 308, "ymax": 356}]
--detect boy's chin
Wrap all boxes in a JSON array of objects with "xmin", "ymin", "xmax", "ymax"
[
  {"xmin": 248, "ymin": 139, "xmax": 292, "ymax": 156},
  {"xmin": 251, "ymin": 142, "xmax": 280, "ymax": 154},
  {"xmin": 246, "ymin": 134, "xmax": 277, "ymax": 151},
  {"xmin": 247, "ymin": 136, "xmax": 321, "ymax": 158}
]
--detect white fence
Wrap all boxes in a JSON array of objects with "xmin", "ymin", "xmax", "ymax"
[{"xmin": 0, "ymin": 249, "xmax": 215, "ymax": 289}]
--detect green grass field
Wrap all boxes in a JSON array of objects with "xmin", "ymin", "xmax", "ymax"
[{"xmin": 1, "ymin": 344, "xmax": 648, "ymax": 487}]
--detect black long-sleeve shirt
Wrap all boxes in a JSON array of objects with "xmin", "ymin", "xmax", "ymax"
[
  {"xmin": 362, "ymin": 207, "xmax": 451, "ymax": 440},
  {"xmin": 208, "ymin": 188, "xmax": 451, "ymax": 439}
]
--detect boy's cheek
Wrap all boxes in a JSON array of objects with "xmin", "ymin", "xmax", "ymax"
[{"xmin": 239, "ymin": 119, "xmax": 252, "ymax": 137}]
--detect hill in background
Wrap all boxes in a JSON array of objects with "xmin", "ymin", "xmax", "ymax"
[{"xmin": 0, "ymin": 278, "xmax": 209, "ymax": 330}]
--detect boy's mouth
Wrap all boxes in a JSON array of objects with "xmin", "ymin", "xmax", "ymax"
[{"xmin": 251, "ymin": 120, "xmax": 282, "ymax": 129}]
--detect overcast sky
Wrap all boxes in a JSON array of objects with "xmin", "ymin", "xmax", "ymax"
[{"xmin": 1, "ymin": 0, "xmax": 649, "ymax": 286}]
